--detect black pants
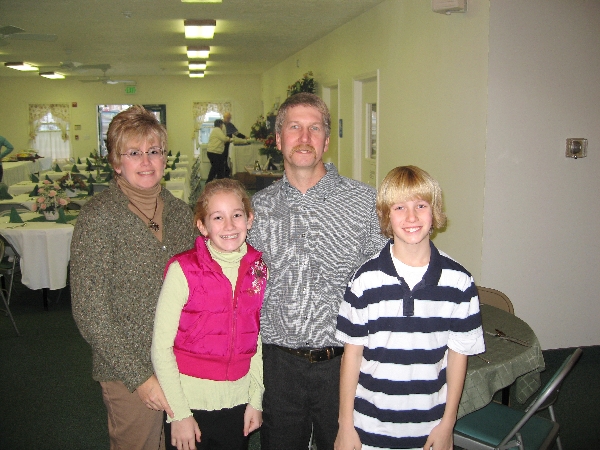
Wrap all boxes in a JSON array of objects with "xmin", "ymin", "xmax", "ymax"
[
  {"xmin": 164, "ymin": 404, "xmax": 248, "ymax": 450},
  {"xmin": 206, "ymin": 152, "xmax": 228, "ymax": 183},
  {"xmin": 0, "ymin": 164, "xmax": 3, "ymax": 183},
  {"xmin": 260, "ymin": 344, "xmax": 341, "ymax": 450}
]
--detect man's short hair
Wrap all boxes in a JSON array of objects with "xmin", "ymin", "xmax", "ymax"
[{"xmin": 275, "ymin": 93, "xmax": 331, "ymax": 138}]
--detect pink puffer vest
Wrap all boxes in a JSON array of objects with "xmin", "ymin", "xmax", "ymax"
[{"xmin": 166, "ymin": 237, "xmax": 267, "ymax": 381}]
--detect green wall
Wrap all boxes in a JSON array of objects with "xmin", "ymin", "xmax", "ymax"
[
  {"xmin": 260, "ymin": 0, "xmax": 490, "ymax": 279},
  {"xmin": 0, "ymin": 74, "xmax": 262, "ymax": 160}
]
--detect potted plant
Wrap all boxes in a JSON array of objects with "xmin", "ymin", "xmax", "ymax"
[
  {"xmin": 287, "ymin": 71, "xmax": 316, "ymax": 97},
  {"xmin": 31, "ymin": 180, "xmax": 70, "ymax": 220}
]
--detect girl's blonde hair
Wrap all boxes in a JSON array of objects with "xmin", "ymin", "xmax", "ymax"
[{"xmin": 194, "ymin": 178, "xmax": 253, "ymax": 226}]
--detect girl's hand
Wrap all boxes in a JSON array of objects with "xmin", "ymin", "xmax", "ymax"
[
  {"xmin": 243, "ymin": 404, "xmax": 263, "ymax": 436},
  {"xmin": 170, "ymin": 416, "xmax": 201, "ymax": 450}
]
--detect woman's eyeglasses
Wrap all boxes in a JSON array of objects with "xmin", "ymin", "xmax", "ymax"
[{"xmin": 120, "ymin": 147, "xmax": 165, "ymax": 160}]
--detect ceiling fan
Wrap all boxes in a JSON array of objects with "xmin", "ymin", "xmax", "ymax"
[
  {"xmin": 56, "ymin": 61, "xmax": 112, "ymax": 72},
  {"xmin": 79, "ymin": 68, "xmax": 136, "ymax": 85},
  {"xmin": 0, "ymin": 25, "xmax": 57, "ymax": 46}
]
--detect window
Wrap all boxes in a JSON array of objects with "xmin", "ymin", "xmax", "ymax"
[
  {"xmin": 29, "ymin": 104, "xmax": 71, "ymax": 160},
  {"xmin": 199, "ymin": 110, "xmax": 223, "ymax": 145}
]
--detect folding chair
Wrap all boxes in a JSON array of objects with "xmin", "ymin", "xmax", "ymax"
[
  {"xmin": 0, "ymin": 239, "xmax": 20, "ymax": 336},
  {"xmin": 454, "ymin": 348, "xmax": 583, "ymax": 450},
  {"xmin": 477, "ymin": 286, "xmax": 514, "ymax": 314}
]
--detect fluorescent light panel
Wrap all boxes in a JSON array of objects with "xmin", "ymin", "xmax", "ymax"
[
  {"xmin": 187, "ymin": 46, "xmax": 210, "ymax": 59},
  {"xmin": 40, "ymin": 71, "xmax": 65, "ymax": 79},
  {"xmin": 188, "ymin": 60, "xmax": 207, "ymax": 70},
  {"xmin": 184, "ymin": 19, "xmax": 216, "ymax": 39},
  {"xmin": 189, "ymin": 70, "xmax": 205, "ymax": 78},
  {"xmin": 5, "ymin": 62, "xmax": 38, "ymax": 71}
]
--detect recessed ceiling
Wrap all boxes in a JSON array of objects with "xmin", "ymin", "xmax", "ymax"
[{"xmin": 0, "ymin": 0, "xmax": 385, "ymax": 78}]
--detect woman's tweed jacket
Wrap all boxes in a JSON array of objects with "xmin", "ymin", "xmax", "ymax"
[{"xmin": 70, "ymin": 180, "xmax": 198, "ymax": 392}]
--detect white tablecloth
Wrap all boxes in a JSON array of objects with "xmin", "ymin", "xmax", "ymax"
[
  {"xmin": 230, "ymin": 143, "xmax": 268, "ymax": 174},
  {"xmin": 0, "ymin": 212, "xmax": 75, "ymax": 290},
  {"xmin": 2, "ymin": 161, "xmax": 42, "ymax": 186}
]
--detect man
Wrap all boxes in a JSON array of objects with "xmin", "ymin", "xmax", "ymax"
[
  {"xmin": 222, "ymin": 112, "xmax": 246, "ymax": 178},
  {"xmin": 0, "ymin": 134, "xmax": 14, "ymax": 183},
  {"xmin": 248, "ymin": 93, "xmax": 387, "ymax": 450}
]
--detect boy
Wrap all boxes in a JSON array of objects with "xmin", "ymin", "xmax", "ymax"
[{"xmin": 335, "ymin": 166, "xmax": 485, "ymax": 450}]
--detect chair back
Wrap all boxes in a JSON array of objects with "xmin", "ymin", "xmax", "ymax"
[
  {"xmin": 498, "ymin": 347, "xmax": 583, "ymax": 448},
  {"xmin": 477, "ymin": 286, "xmax": 514, "ymax": 314}
]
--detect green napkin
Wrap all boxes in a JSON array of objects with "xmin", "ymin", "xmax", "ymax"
[
  {"xmin": 0, "ymin": 184, "xmax": 13, "ymax": 200},
  {"xmin": 87, "ymin": 174, "xmax": 96, "ymax": 183},
  {"xmin": 167, "ymin": 150, "xmax": 172, "ymax": 157},
  {"xmin": 71, "ymin": 165, "xmax": 80, "ymax": 173},
  {"xmin": 56, "ymin": 208, "xmax": 68, "ymax": 224},
  {"xmin": 29, "ymin": 184, "xmax": 39, "ymax": 197},
  {"xmin": 171, "ymin": 162, "xmax": 177, "ymax": 170},
  {"xmin": 8, "ymin": 207, "xmax": 23, "ymax": 223},
  {"xmin": 163, "ymin": 172, "xmax": 171, "ymax": 181},
  {"xmin": 77, "ymin": 157, "xmax": 82, "ymax": 164},
  {"xmin": 87, "ymin": 184, "xmax": 94, "ymax": 196},
  {"xmin": 45, "ymin": 174, "xmax": 53, "ymax": 182},
  {"xmin": 104, "ymin": 172, "xmax": 113, "ymax": 182},
  {"xmin": 54, "ymin": 163, "xmax": 62, "ymax": 172},
  {"xmin": 176, "ymin": 151, "xmax": 181, "ymax": 157},
  {"xmin": 102, "ymin": 163, "xmax": 111, "ymax": 173},
  {"xmin": 30, "ymin": 173, "xmax": 39, "ymax": 182},
  {"xmin": 174, "ymin": 157, "xmax": 180, "ymax": 164}
]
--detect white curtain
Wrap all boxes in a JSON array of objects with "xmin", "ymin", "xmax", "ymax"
[
  {"xmin": 32, "ymin": 131, "xmax": 71, "ymax": 160},
  {"xmin": 192, "ymin": 102, "xmax": 231, "ymax": 155}
]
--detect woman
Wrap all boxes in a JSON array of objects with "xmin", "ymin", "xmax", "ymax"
[
  {"xmin": 71, "ymin": 105, "xmax": 197, "ymax": 450},
  {"xmin": 206, "ymin": 119, "xmax": 231, "ymax": 183}
]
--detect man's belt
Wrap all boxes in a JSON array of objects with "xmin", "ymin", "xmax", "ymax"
[{"xmin": 273, "ymin": 345, "xmax": 344, "ymax": 363}]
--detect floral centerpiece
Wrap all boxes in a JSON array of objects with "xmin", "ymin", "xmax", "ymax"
[
  {"xmin": 250, "ymin": 115, "xmax": 282, "ymax": 165},
  {"xmin": 58, "ymin": 172, "xmax": 88, "ymax": 196},
  {"xmin": 32, "ymin": 180, "xmax": 70, "ymax": 219},
  {"xmin": 287, "ymin": 71, "xmax": 316, "ymax": 97}
]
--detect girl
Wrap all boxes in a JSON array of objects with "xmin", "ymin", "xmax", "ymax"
[{"xmin": 152, "ymin": 178, "xmax": 267, "ymax": 450}]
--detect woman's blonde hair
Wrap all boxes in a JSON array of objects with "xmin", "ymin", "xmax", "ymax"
[
  {"xmin": 194, "ymin": 178, "xmax": 253, "ymax": 226},
  {"xmin": 377, "ymin": 166, "xmax": 447, "ymax": 239},
  {"xmin": 106, "ymin": 105, "xmax": 167, "ymax": 169}
]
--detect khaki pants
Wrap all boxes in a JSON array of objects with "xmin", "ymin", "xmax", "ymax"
[{"xmin": 101, "ymin": 381, "xmax": 165, "ymax": 450}]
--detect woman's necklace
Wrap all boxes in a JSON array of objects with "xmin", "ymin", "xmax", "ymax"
[{"xmin": 129, "ymin": 198, "xmax": 160, "ymax": 231}]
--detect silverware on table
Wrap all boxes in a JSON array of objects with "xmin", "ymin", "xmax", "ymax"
[
  {"xmin": 476, "ymin": 354, "xmax": 491, "ymax": 364},
  {"xmin": 485, "ymin": 329, "xmax": 530, "ymax": 347},
  {"xmin": 6, "ymin": 223, "xmax": 27, "ymax": 228}
]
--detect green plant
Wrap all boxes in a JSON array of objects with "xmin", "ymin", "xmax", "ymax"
[
  {"xmin": 287, "ymin": 71, "xmax": 315, "ymax": 97},
  {"xmin": 32, "ymin": 180, "xmax": 70, "ymax": 213}
]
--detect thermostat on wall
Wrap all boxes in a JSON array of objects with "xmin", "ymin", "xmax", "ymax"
[{"xmin": 432, "ymin": 0, "xmax": 467, "ymax": 14}]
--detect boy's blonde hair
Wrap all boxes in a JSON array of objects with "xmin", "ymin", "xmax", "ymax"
[
  {"xmin": 377, "ymin": 166, "xmax": 447, "ymax": 239},
  {"xmin": 194, "ymin": 178, "xmax": 253, "ymax": 226}
]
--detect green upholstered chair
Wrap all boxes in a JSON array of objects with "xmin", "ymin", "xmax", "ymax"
[{"xmin": 454, "ymin": 347, "xmax": 582, "ymax": 450}]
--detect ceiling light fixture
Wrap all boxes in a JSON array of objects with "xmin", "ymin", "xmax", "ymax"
[
  {"xmin": 40, "ymin": 71, "xmax": 65, "ymax": 79},
  {"xmin": 4, "ymin": 62, "xmax": 38, "ymax": 71},
  {"xmin": 188, "ymin": 60, "xmax": 207, "ymax": 70},
  {"xmin": 184, "ymin": 19, "xmax": 216, "ymax": 39},
  {"xmin": 187, "ymin": 45, "xmax": 210, "ymax": 59},
  {"xmin": 189, "ymin": 70, "xmax": 205, "ymax": 78}
]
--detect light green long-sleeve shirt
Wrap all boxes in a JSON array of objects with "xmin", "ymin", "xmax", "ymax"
[{"xmin": 151, "ymin": 241, "xmax": 264, "ymax": 422}]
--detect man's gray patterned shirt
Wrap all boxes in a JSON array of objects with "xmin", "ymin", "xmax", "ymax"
[{"xmin": 248, "ymin": 164, "xmax": 387, "ymax": 348}]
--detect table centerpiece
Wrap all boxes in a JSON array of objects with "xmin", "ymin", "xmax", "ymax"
[
  {"xmin": 58, "ymin": 172, "xmax": 88, "ymax": 197},
  {"xmin": 32, "ymin": 180, "xmax": 70, "ymax": 220}
]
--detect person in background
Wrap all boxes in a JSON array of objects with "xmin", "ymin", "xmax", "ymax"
[
  {"xmin": 206, "ymin": 119, "xmax": 230, "ymax": 183},
  {"xmin": 0, "ymin": 134, "xmax": 15, "ymax": 182},
  {"xmin": 70, "ymin": 105, "xmax": 198, "ymax": 450},
  {"xmin": 222, "ymin": 112, "xmax": 247, "ymax": 178},
  {"xmin": 247, "ymin": 93, "xmax": 387, "ymax": 450},
  {"xmin": 335, "ymin": 166, "xmax": 485, "ymax": 450},
  {"xmin": 152, "ymin": 178, "xmax": 266, "ymax": 450}
]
